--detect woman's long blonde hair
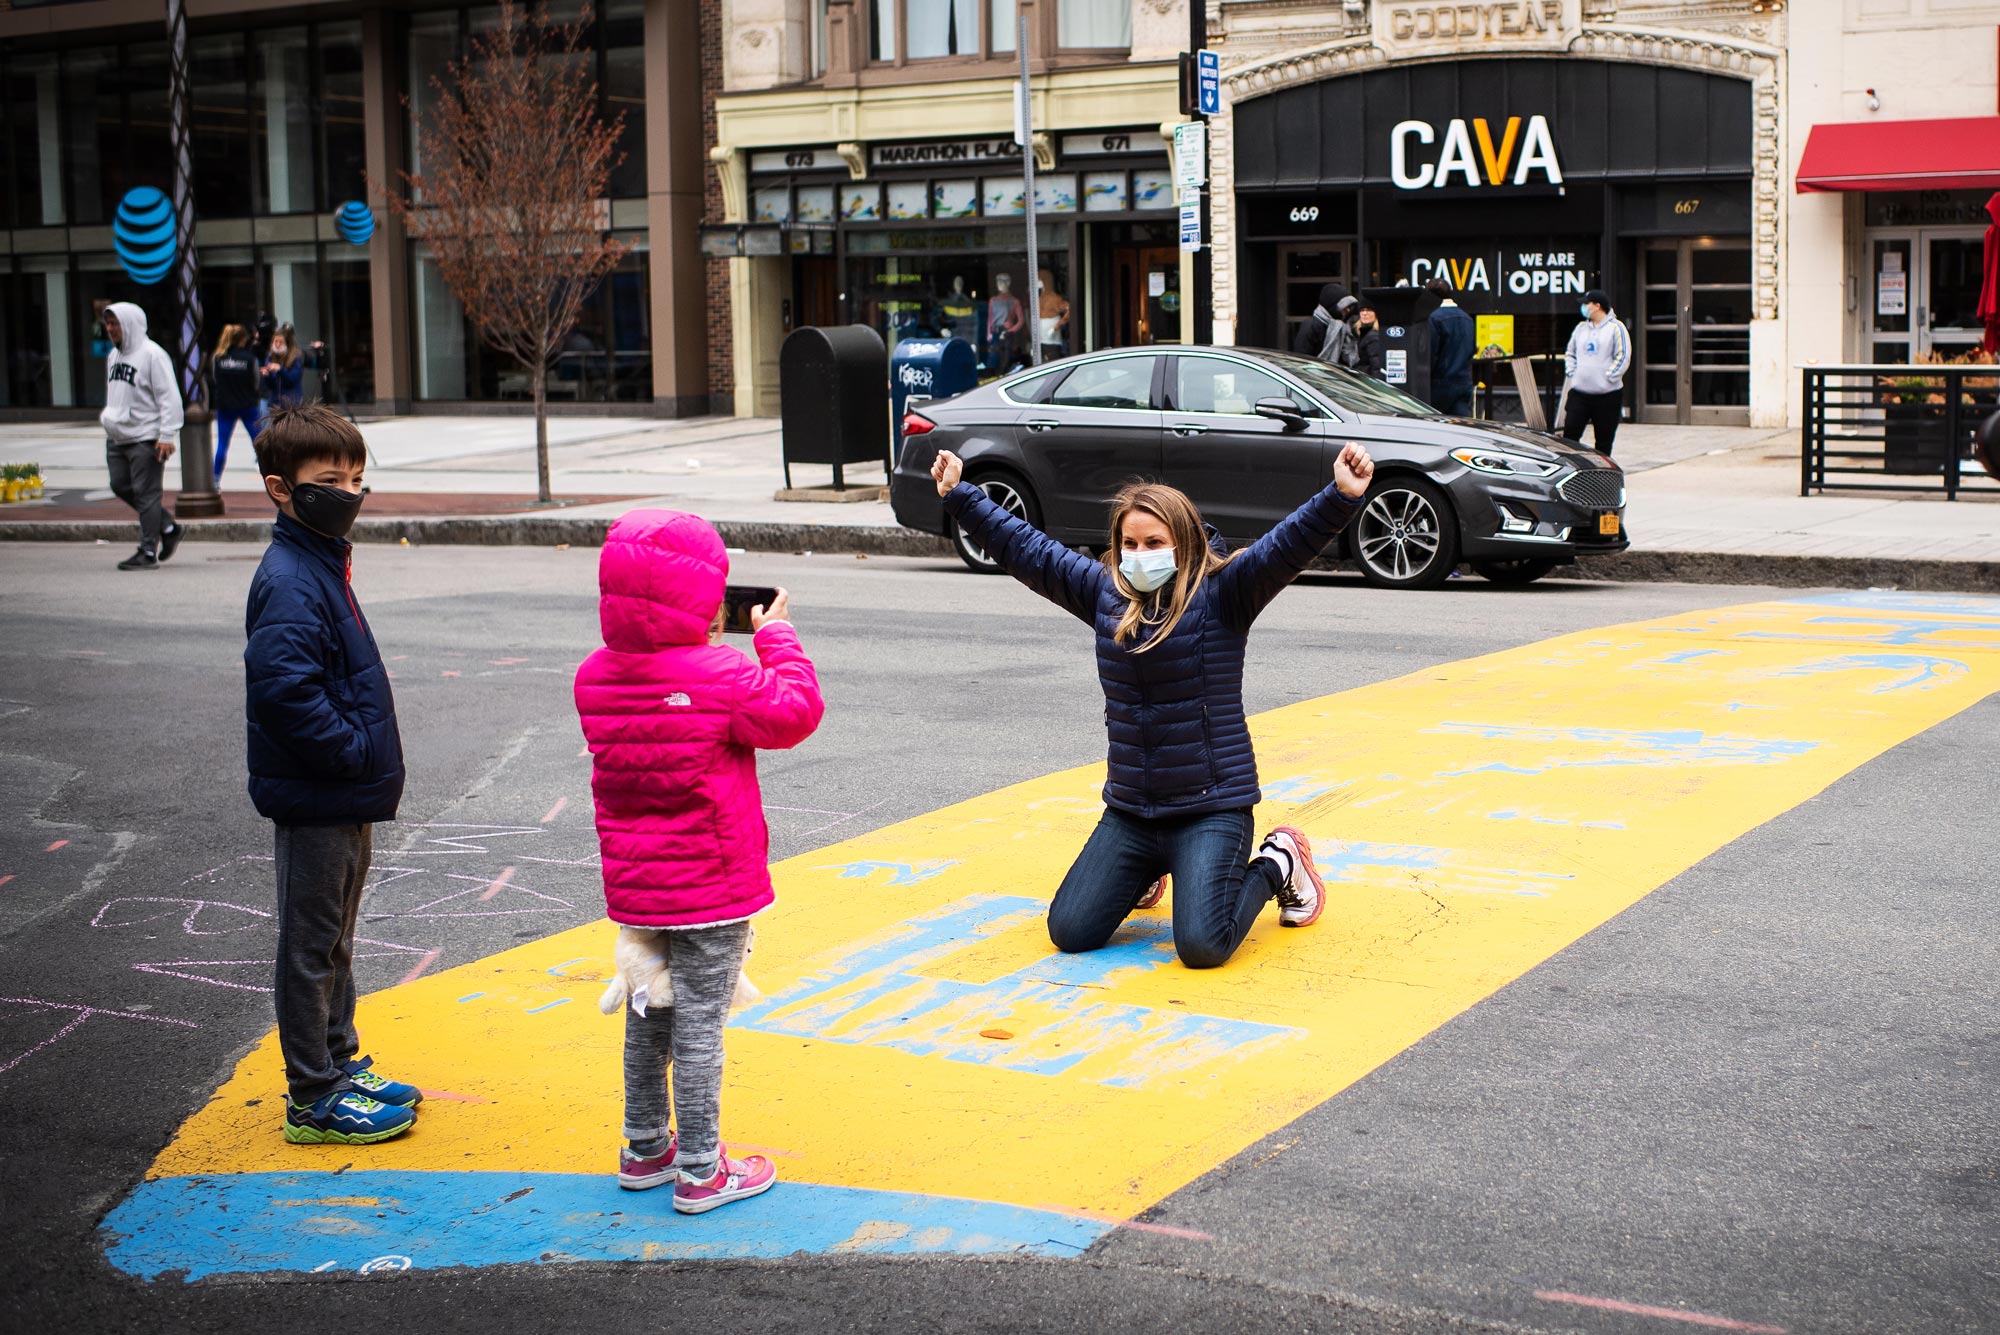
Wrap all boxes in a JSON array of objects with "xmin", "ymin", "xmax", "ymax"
[
  {"xmin": 1104, "ymin": 482, "xmax": 1232, "ymax": 653},
  {"xmin": 213, "ymin": 323, "xmax": 247, "ymax": 359}
]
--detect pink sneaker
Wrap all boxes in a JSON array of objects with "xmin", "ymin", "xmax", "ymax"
[
  {"xmin": 1263, "ymin": 826, "xmax": 1328, "ymax": 927},
  {"xmin": 1135, "ymin": 876, "xmax": 1167, "ymax": 910},
  {"xmin": 673, "ymin": 1146, "xmax": 777, "ymax": 1214},
  {"xmin": 617, "ymin": 1134, "xmax": 678, "ymax": 1190}
]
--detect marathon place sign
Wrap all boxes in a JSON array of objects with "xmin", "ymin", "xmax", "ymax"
[{"xmin": 872, "ymin": 138, "xmax": 1023, "ymax": 168}]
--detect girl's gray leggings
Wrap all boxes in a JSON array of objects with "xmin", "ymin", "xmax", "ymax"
[{"xmin": 620, "ymin": 919, "xmax": 751, "ymax": 1179}]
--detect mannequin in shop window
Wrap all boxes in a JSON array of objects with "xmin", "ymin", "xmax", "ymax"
[
  {"xmin": 940, "ymin": 276, "xmax": 977, "ymax": 341},
  {"xmin": 1038, "ymin": 268, "xmax": 1071, "ymax": 361},
  {"xmin": 987, "ymin": 272, "xmax": 1027, "ymax": 372}
]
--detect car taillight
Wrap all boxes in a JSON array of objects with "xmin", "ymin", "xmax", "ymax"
[{"xmin": 901, "ymin": 411, "xmax": 936, "ymax": 437}]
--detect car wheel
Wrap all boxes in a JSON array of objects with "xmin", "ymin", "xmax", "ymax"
[
  {"xmin": 950, "ymin": 471, "xmax": 1043, "ymax": 574},
  {"xmin": 1472, "ymin": 557, "xmax": 1560, "ymax": 586},
  {"xmin": 1354, "ymin": 476, "xmax": 1459, "ymax": 590}
]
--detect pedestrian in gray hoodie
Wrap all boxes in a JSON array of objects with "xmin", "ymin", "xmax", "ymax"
[
  {"xmin": 1561, "ymin": 289, "xmax": 1630, "ymax": 456},
  {"xmin": 99, "ymin": 301, "xmax": 185, "ymax": 570}
]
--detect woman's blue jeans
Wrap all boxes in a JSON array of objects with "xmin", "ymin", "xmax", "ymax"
[{"xmin": 1047, "ymin": 806, "xmax": 1283, "ymax": 969}]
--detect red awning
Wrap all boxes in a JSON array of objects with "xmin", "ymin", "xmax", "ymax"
[{"xmin": 1796, "ymin": 117, "xmax": 2000, "ymax": 192}]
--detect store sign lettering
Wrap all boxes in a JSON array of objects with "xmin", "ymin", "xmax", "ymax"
[
  {"xmin": 1390, "ymin": 116, "xmax": 1562, "ymax": 190},
  {"xmin": 873, "ymin": 139, "xmax": 1023, "ymax": 167},
  {"xmin": 1407, "ymin": 249, "xmax": 1587, "ymax": 295},
  {"xmin": 1388, "ymin": 1, "xmax": 1564, "ymax": 41}
]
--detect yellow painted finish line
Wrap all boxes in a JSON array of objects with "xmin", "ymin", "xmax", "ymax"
[{"xmin": 148, "ymin": 592, "xmax": 2000, "ymax": 1225}]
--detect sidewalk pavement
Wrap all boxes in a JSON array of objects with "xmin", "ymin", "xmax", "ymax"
[{"xmin": 4, "ymin": 414, "xmax": 1997, "ymax": 588}]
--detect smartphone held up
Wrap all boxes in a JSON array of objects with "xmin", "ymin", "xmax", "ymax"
[{"xmin": 721, "ymin": 585, "xmax": 781, "ymax": 635}]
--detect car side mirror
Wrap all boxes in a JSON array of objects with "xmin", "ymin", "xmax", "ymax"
[{"xmin": 1254, "ymin": 396, "xmax": 1309, "ymax": 432}]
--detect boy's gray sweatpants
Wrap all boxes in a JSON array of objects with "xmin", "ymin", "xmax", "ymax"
[
  {"xmin": 621, "ymin": 920, "xmax": 750, "ymax": 1180},
  {"xmin": 273, "ymin": 822, "xmax": 370, "ymax": 1105}
]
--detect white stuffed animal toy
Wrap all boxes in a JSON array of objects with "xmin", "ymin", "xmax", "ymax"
[{"xmin": 598, "ymin": 924, "xmax": 761, "ymax": 1017}]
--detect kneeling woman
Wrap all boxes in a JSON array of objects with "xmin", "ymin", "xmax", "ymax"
[{"xmin": 929, "ymin": 442, "xmax": 1374, "ymax": 968}]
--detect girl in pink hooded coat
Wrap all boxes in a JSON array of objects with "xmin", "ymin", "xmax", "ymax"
[{"xmin": 574, "ymin": 510, "xmax": 824, "ymax": 1212}]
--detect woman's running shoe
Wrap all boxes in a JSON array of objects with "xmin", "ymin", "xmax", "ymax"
[
  {"xmin": 1260, "ymin": 826, "xmax": 1328, "ymax": 927},
  {"xmin": 618, "ymin": 1134, "xmax": 680, "ymax": 1190},
  {"xmin": 674, "ymin": 1147, "xmax": 777, "ymax": 1214},
  {"xmin": 283, "ymin": 1089, "xmax": 416, "ymax": 1145},
  {"xmin": 1135, "ymin": 876, "xmax": 1168, "ymax": 910}
]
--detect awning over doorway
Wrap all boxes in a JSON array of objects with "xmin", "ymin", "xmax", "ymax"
[{"xmin": 1796, "ymin": 116, "xmax": 2000, "ymax": 192}]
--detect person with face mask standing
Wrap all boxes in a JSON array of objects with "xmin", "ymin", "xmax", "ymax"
[
  {"xmin": 928, "ymin": 438, "xmax": 1375, "ymax": 969},
  {"xmin": 1561, "ymin": 289, "xmax": 1631, "ymax": 456},
  {"xmin": 98, "ymin": 302, "xmax": 186, "ymax": 570},
  {"xmin": 244, "ymin": 404, "xmax": 419, "ymax": 1147}
]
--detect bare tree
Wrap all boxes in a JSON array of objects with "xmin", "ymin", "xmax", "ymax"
[{"xmin": 387, "ymin": 2, "xmax": 625, "ymax": 503}]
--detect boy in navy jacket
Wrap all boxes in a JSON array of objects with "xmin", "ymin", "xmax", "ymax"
[{"xmin": 245, "ymin": 405, "xmax": 419, "ymax": 1144}]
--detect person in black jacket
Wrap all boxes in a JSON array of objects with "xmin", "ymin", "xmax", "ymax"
[
  {"xmin": 1354, "ymin": 303, "xmax": 1387, "ymax": 380},
  {"xmin": 210, "ymin": 324, "xmax": 263, "ymax": 479},
  {"xmin": 1291, "ymin": 284, "xmax": 1359, "ymax": 368},
  {"xmin": 930, "ymin": 441, "xmax": 1374, "ymax": 968},
  {"xmin": 245, "ymin": 404, "xmax": 420, "ymax": 1146}
]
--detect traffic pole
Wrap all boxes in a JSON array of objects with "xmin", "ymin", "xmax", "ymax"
[
  {"xmin": 1019, "ymin": 17, "xmax": 1041, "ymax": 367},
  {"xmin": 1188, "ymin": 0, "xmax": 1212, "ymax": 346}
]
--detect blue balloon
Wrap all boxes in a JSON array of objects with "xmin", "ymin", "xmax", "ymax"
[
  {"xmin": 335, "ymin": 200, "xmax": 375, "ymax": 246},
  {"xmin": 113, "ymin": 187, "xmax": 178, "ymax": 286}
]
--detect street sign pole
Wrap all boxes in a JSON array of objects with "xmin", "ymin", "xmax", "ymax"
[
  {"xmin": 1187, "ymin": 5, "xmax": 1214, "ymax": 345},
  {"xmin": 1018, "ymin": 19, "xmax": 1041, "ymax": 367}
]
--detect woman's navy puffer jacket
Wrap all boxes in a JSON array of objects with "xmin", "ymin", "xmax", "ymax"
[{"xmin": 944, "ymin": 479, "xmax": 1360, "ymax": 819}]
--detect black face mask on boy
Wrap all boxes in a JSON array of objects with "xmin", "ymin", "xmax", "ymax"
[{"xmin": 287, "ymin": 482, "xmax": 366, "ymax": 540}]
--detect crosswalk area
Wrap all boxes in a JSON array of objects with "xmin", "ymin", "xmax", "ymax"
[{"xmin": 103, "ymin": 592, "xmax": 2000, "ymax": 1279}]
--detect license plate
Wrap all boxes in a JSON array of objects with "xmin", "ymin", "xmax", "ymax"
[{"xmin": 1598, "ymin": 513, "xmax": 1622, "ymax": 536}]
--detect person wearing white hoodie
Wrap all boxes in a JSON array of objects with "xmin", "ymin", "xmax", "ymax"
[
  {"xmin": 99, "ymin": 301, "xmax": 186, "ymax": 570},
  {"xmin": 1560, "ymin": 288, "xmax": 1631, "ymax": 457}
]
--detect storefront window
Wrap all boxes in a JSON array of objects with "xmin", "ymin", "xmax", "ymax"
[
  {"xmin": 1058, "ymin": 0, "xmax": 1130, "ymax": 50},
  {"xmin": 604, "ymin": 0, "xmax": 647, "ymax": 198},
  {"xmin": 325, "ymin": 254, "xmax": 376, "ymax": 406},
  {"xmin": 319, "ymin": 22, "xmax": 368, "ymax": 210},
  {"xmin": 2, "ymin": 265, "xmax": 69, "ymax": 407},
  {"xmin": 6, "ymin": 54, "xmax": 65, "ymax": 227},
  {"xmin": 60, "ymin": 47, "xmax": 115, "ymax": 224},
  {"xmin": 191, "ymin": 36, "xmax": 253, "ymax": 217},
  {"xmin": 128, "ymin": 43, "xmax": 172, "ymax": 206},
  {"xmin": 844, "ymin": 227, "xmax": 1069, "ymax": 373},
  {"xmin": 413, "ymin": 232, "xmax": 650, "ymax": 402},
  {"xmin": 255, "ymin": 29, "xmax": 316, "ymax": 214}
]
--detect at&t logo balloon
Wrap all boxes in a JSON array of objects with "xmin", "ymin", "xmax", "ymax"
[
  {"xmin": 112, "ymin": 187, "xmax": 177, "ymax": 286},
  {"xmin": 336, "ymin": 201, "xmax": 376, "ymax": 246}
]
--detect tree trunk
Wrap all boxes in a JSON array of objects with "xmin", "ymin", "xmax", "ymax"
[{"xmin": 533, "ymin": 360, "xmax": 552, "ymax": 503}]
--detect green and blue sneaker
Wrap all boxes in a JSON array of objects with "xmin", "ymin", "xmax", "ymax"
[
  {"xmin": 284, "ymin": 1089, "xmax": 416, "ymax": 1145},
  {"xmin": 343, "ymin": 1055, "xmax": 423, "ymax": 1107}
]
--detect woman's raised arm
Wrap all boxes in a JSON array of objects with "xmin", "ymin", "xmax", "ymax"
[
  {"xmin": 1212, "ymin": 442, "xmax": 1374, "ymax": 630},
  {"xmin": 933, "ymin": 450, "xmax": 1103, "ymax": 623}
]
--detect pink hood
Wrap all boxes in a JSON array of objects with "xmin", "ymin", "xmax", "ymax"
[
  {"xmin": 575, "ymin": 510, "xmax": 825, "ymax": 929},
  {"xmin": 599, "ymin": 509, "xmax": 727, "ymax": 652}
]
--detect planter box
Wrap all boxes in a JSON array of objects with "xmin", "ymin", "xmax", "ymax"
[{"xmin": 1884, "ymin": 401, "xmax": 1950, "ymax": 475}]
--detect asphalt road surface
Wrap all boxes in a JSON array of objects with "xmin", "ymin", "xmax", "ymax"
[{"xmin": 0, "ymin": 541, "xmax": 1993, "ymax": 1334}]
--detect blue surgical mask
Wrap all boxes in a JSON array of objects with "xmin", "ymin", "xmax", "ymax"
[
  {"xmin": 1119, "ymin": 547, "xmax": 1178, "ymax": 593},
  {"xmin": 1580, "ymin": 303, "xmax": 1592, "ymax": 318}
]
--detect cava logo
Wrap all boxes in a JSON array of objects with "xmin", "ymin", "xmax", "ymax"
[{"xmin": 1391, "ymin": 116, "xmax": 1562, "ymax": 190}]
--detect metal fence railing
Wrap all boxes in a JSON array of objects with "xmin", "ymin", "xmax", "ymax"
[{"xmin": 1802, "ymin": 364, "xmax": 2000, "ymax": 499}]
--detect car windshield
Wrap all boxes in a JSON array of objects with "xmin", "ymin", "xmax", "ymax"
[{"xmin": 1259, "ymin": 352, "xmax": 1440, "ymax": 418}]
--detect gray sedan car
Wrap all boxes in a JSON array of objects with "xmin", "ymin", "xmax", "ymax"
[{"xmin": 888, "ymin": 346, "xmax": 1628, "ymax": 589}]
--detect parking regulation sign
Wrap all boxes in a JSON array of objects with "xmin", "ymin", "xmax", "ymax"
[
  {"xmin": 1179, "ymin": 193, "xmax": 1202, "ymax": 253},
  {"xmin": 1197, "ymin": 50, "xmax": 1220, "ymax": 116}
]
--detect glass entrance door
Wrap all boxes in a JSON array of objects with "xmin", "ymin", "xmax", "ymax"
[
  {"xmin": 1638, "ymin": 236, "xmax": 1752, "ymax": 426},
  {"xmin": 1279, "ymin": 243, "xmax": 1353, "ymax": 353},
  {"xmin": 1868, "ymin": 228, "xmax": 1986, "ymax": 363}
]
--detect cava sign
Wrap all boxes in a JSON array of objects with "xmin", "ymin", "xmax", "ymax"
[{"xmin": 1391, "ymin": 115, "xmax": 1562, "ymax": 190}]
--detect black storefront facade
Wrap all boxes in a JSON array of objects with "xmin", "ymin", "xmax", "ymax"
[{"xmin": 1232, "ymin": 58, "xmax": 1756, "ymax": 426}]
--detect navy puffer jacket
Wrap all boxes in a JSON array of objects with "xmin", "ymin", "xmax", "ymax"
[
  {"xmin": 945, "ymin": 479, "xmax": 1360, "ymax": 819},
  {"xmin": 244, "ymin": 513, "xmax": 405, "ymax": 825}
]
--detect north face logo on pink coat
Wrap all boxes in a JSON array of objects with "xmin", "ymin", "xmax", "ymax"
[{"xmin": 574, "ymin": 510, "xmax": 825, "ymax": 928}]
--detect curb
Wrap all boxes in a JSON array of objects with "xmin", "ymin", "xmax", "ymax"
[
  {"xmin": 0, "ymin": 515, "xmax": 955, "ymax": 559},
  {"xmin": 5, "ymin": 516, "xmax": 1996, "ymax": 592}
]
